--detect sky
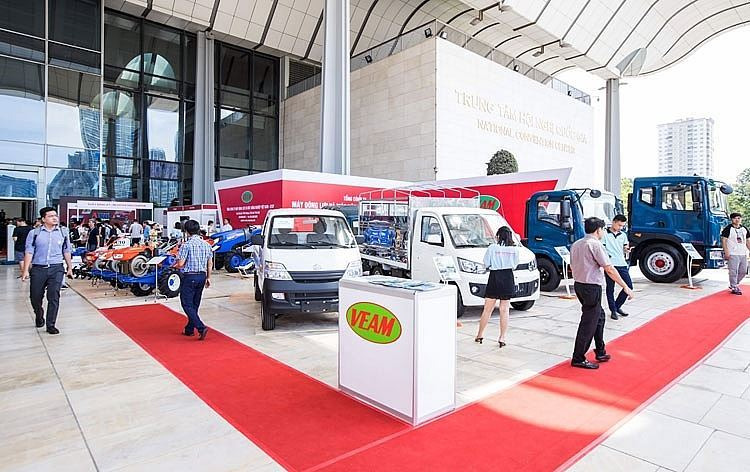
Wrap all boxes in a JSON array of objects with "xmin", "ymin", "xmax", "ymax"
[{"xmin": 558, "ymin": 26, "xmax": 750, "ymax": 185}]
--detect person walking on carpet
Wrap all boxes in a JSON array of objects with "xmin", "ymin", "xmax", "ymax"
[
  {"xmin": 172, "ymin": 219, "xmax": 212, "ymax": 340},
  {"xmin": 475, "ymin": 226, "xmax": 521, "ymax": 347},
  {"xmin": 602, "ymin": 214, "xmax": 634, "ymax": 320},
  {"xmin": 21, "ymin": 207, "xmax": 74, "ymax": 335},
  {"xmin": 569, "ymin": 217, "xmax": 633, "ymax": 370},
  {"xmin": 721, "ymin": 212, "xmax": 750, "ymax": 295}
]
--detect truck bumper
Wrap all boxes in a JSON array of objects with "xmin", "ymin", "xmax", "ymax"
[
  {"xmin": 460, "ymin": 269, "xmax": 541, "ymax": 306},
  {"xmin": 705, "ymin": 248, "xmax": 726, "ymax": 269},
  {"xmin": 263, "ymin": 279, "xmax": 340, "ymax": 315}
]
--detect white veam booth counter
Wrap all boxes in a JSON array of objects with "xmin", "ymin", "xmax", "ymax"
[{"xmin": 338, "ymin": 276, "xmax": 457, "ymax": 425}]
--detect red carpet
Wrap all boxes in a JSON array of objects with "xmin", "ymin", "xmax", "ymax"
[{"xmin": 102, "ymin": 288, "xmax": 749, "ymax": 472}]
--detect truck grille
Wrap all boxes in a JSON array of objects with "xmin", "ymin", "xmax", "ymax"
[
  {"xmin": 288, "ymin": 271, "xmax": 344, "ymax": 283},
  {"xmin": 514, "ymin": 280, "xmax": 539, "ymax": 297},
  {"xmin": 288, "ymin": 292, "xmax": 339, "ymax": 303}
]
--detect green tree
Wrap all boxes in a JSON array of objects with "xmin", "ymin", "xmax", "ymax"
[
  {"xmin": 486, "ymin": 150, "xmax": 518, "ymax": 175},
  {"xmin": 728, "ymin": 168, "xmax": 750, "ymax": 216},
  {"xmin": 620, "ymin": 177, "xmax": 633, "ymax": 205}
]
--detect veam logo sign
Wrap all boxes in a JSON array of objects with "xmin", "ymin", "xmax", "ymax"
[
  {"xmin": 479, "ymin": 195, "xmax": 501, "ymax": 211},
  {"xmin": 346, "ymin": 302, "xmax": 402, "ymax": 344},
  {"xmin": 241, "ymin": 190, "xmax": 254, "ymax": 203}
]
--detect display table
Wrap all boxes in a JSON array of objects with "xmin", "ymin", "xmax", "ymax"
[{"xmin": 338, "ymin": 276, "xmax": 456, "ymax": 425}]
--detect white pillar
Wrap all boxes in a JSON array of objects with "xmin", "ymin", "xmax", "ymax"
[
  {"xmin": 320, "ymin": 0, "xmax": 351, "ymax": 175},
  {"xmin": 604, "ymin": 78, "xmax": 620, "ymax": 196},
  {"xmin": 193, "ymin": 31, "xmax": 216, "ymax": 203}
]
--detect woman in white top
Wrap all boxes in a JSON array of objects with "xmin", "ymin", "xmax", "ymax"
[{"xmin": 475, "ymin": 226, "xmax": 520, "ymax": 347}]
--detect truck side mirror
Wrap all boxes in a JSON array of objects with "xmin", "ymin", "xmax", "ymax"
[
  {"xmin": 560, "ymin": 200, "xmax": 573, "ymax": 231},
  {"xmin": 251, "ymin": 234, "xmax": 263, "ymax": 246},
  {"xmin": 720, "ymin": 183, "xmax": 733, "ymax": 195}
]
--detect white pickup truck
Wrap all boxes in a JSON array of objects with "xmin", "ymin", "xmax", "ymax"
[
  {"xmin": 251, "ymin": 208, "xmax": 363, "ymax": 330},
  {"xmin": 358, "ymin": 192, "xmax": 540, "ymax": 316}
]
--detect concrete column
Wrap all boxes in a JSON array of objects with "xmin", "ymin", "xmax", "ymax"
[
  {"xmin": 320, "ymin": 0, "xmax": 350, "ymax": 175},
  {"xmin": 604, "ymin": 78, "xmax": 620, "ymax": 196},
  {"xmin": 193, "ymin": 31, "xmax": 216, "ymax": 203}
]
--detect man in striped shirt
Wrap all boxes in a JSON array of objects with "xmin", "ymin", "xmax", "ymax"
[{"xmin": 173, "ymin": 219, "xmax": 213, "ymax": 340}]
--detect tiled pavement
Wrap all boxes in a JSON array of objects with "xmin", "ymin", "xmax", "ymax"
[{"xmin": 1, "ymin": 265, "xmax": 748, "ymax": 471}]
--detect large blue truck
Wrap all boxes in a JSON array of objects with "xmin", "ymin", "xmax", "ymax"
[{"xmin": 524, "ymin": 176, "xmax": 732, "ymax": 291}]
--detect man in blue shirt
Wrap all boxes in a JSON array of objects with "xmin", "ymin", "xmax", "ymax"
[
  {"xmin": 173, "ymin": 219, "xmax": 213, "ymax": 340},
  {"xmin": 21, "ymin": 207, "xmax": 73, "ymax": 334},
  {"xmin": 602, "ymin": 214, "xmax": 633, "ymax": 320}
]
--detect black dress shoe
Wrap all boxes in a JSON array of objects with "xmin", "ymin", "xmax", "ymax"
[
  {"xmin": 182, "ymin": 331, "xmax": 195, "ymax": 336},
  {"xmin": 617, "ymin": 308, "xmax": 629, "ymax": 317},
  {"xmin": 610, "ymin": 312, "xmax": 619, "ymax": 320},
  {"xmin": 35, "ymin": 319, "xmax": 45, "ymax": 328},
  {"xmin": 595, "ymin": 353, "xmax": 611, "ymax": 362},
  {"xmin": 46, "ymin": 327, "xmax": 60, "ymax": 335},
  {"xmin": 198, "ymin": 328, "xmax": 208, "ymax": 340},
  {"xmin": 571, "ymin": 360, "xmax": 599, "ymax": 369}
]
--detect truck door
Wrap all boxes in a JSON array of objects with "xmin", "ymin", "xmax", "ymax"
[
  {"xmin": 529, "ymin": 196, "xmax": 570, "ymax": 253},
  {"xmin": 411, "ymin": 213, "xmax": 445, "ymax": 282},
  {"xmin": 657, "ymin": 183, "xmax": 703, "ymax": 243}
]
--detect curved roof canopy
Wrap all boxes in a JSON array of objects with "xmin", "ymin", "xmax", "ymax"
[{"xmin": 115, "ymin": 0, "xmax": 750, "ymax": 78}]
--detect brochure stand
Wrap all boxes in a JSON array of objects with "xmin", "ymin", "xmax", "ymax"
[
  {"xmin": 680, "ymin": 243, "xmax": 703, "ymax": 290},
  {"xmin": 554, "ymin": 246, "xmax": 576, "ymax": 299},
  {"xmin": 339, "ymin": 276, "xmax": 456, "ymax": 425},
  {"xmin": 147, "ymin": 256, "xmax": 168, "ymax": 302}
]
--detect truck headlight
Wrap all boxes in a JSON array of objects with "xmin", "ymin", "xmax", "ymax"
[
  {"xmin": 344, "ymin": 260, "xmax": 363, "ymax": 278},
  {"xmin": 265, "ymin": 262, "xmax": 292, "ymax": 280},
  {"xmin": 457, "ymin": 258, "xmax": 486, "ymax": 274}
]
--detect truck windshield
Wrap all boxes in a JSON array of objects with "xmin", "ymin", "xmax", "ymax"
[
  {"xmin": 708, "ymin": 185, "xmax": 729, "ymax": 215},
  {"xmin": 268, "ymin": 215, "xmax": 355, "ymax": 248},
  {"xmin": 443, "ymin": 213, "xmax": 517, "ymax": 248},
  {"xmin": 580, "ymin": 192, "xmax": 618, "ymax": 224}
]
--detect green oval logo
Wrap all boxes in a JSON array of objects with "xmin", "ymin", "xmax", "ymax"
[
  {"xmin": 346, "ymin": 302, "xmax": 402, "ymax": 344},
  {"xmin": 480, "ymin": 195, "xmax": 501, "ymax": 211},
  {"xmin": 241, "ymin": 190, "xmax": 254, "ymax": 204}
]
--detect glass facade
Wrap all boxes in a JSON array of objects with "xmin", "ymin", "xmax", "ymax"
[
  {"xmin": 215, "ymin": 43, "xmax": 279, "ymax": 178},
  {"xmin": 0, "ymin": 3, "xmax": 279, "ymax": 209},
  {"xmin": 103, "ymin": 10, "xmax": 195, "ymax": 207}
]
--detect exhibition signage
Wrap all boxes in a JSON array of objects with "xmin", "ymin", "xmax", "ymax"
[
  {"xmin": 346, "ymin": 302, "xmax": 402, "ymax": 344},
  {"xmin": 479, "ymin": 195, "xmax": 501, "ymax": 211}
]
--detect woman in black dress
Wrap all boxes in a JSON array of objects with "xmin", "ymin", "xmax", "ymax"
[{"xmin": 475, "ymin": 226, "xmax": 520, "ymax": 347}]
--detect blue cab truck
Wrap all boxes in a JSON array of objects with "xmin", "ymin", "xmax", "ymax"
[{"xmin": 525, "ymin": 176, "xmax": 732, "ymax": 291}]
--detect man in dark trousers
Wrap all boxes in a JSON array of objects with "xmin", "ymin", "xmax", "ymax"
[
  {"xmin": 173, "ymin": 219, "xmax": 212, "ymax": 340},
  {"xmin": 21, "ymin": 207, "xmax": 73, "ymax": 335},
  {"xmin": 570, "ymin": 217, "xmax": 634, "ymax": 369}
]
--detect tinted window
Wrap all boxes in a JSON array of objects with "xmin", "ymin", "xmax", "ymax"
[
  {"xmin": 143, "ymin": 23, "xmax": 181, "ymax": 81},
  {"xmin": 103, "ymin": 175, "xmax": 138, "ymax": 199},
  {"xmin": 49, "ymin": 0, "xmax": 101, "ymax": 51},
  {"xmin": 219, "ymin": 46, "xmax": 250, "ymax": 94},
  {"xmin": 47, "ymin": 146, "xmax": 100, "ymax": 170},
  {"xmin": 252, "ymin": 115, "xmax": 277, "ymax": 171},
  {"xmin": 0, "ymin": 30, "xmax": 45, "ymax": 62},
  {"xmin": 640, "ymin": 187, "xmax": 654, "ymax": 205},
  {"xmin": 102, "ymin": 88, "xmax": 140, "ymax": 158},
  {"xmin": 49, "ymin": 42, "xmax": 101, "ymax": 74},
  {"xmin": 46, "ymin": 168, "xmax": 99, "ymax": 206},
  {"xmin": 104, "ymin": 12, "xmax": 140, "ymax": 82},
  {"xmin": 0, "ymin": 0, "xmax": 45, "ymax": 38},
  {"xmin": 421, "ymin": 216, "xmax": 443, "ymax": 244},
  {"xmin": 253, "ymin": 55, "xmax": 276, "ymax": 98},
  {"xmin": 0, "ymin": 57, "xmax": 45, "ymax": 143},
  {"xmin": 146, "ymin": 95, "xmax": 180, "ymax": 162},
  {"xmin": 661, "ymin": 185, "xmax": 694, "ymax": 211},
  {"xmin": 218, "ymin": 108, "xmax": 250, "ymax": 169},
  {"xmin": 47, "ymin": 67, "xmax": 101, "ymax": 149},
  {"xmin": 0, "ymin": 140, "xmax": 44, "ymax": 166},
  {"xmin": 537, "ymin": 201, "xmax": 561, "ymax": 226},
  {"xmin": 102, "ymin": 157, "xmax": 139, "ymax": 176},
  {"xmin": 0, "ymin": 169, "xmax": 37, "ymax": 198}
]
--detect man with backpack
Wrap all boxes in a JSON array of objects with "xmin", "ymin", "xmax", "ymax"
[{"xmin": 21, "ymin": 207, "xmax": 73, "ymax": 335}]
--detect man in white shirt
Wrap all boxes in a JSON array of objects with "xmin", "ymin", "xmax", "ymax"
[
  {"xmin": 721, "ymin": 212, "xmax": 750, "ymax": 295},
  {"xmin": 129, "ymin": 220, "xmax": 143, "ymax": 245}
]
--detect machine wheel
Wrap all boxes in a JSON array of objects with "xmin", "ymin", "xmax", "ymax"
[
  {"xmin": 93, "ymin": 258, "xmax": 107, "ymax": 271},
  {"xmin": 254, "ymin": 274, "xmax": 262, "ymax": 301},
  {"xmin": 130, "ymin": 254, "xmax": 150, "ymax": 278},
  {"xmin": 130, "ymin": 283, "xmax": 154, "ymax": 297},
  {"xmin": 225, "ymin": 252, "xmax": 243, "ymax": 273},
  {"xmin": 261, "ymin": 294, "xmax": 276, "ymax": 330},
  {"xmin": 369, "ymin": 264, "xmax": 384, "ymax": 276},
  {"xmin": 158, "ymin": 270, "xmax": 183, "ymax": 298},
  {"xmin": 214, "ymin": 253, "xmax": 225, "ymax": 270},
  {"xmin": 639, "ymin": 244, "xmax": 686, "ymax": 283},
  {"xmin": 511, "ymin": 301, "xmax": 535, "ymax": 311},
  {"xmin": 456, "ymin": 288, "xmax": 465, "ymax": 318},
  {"xmin": 537, "ymin": 258, "xmax": 561, "ymax": 292}
]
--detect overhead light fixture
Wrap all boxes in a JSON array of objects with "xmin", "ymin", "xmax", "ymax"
[
  {"xmin": 532, "ymin": 45, "xmax": 544, "ymax": 57},
  {"xmin": 438, "ymin": 30, "xmax": 448, "ymax": 39},
  {"xmin": 470, "ymin": 10, "xmax": 483, "ymax": 26},
  {"xmin": 424, "ymin": 27, "xmax": 432, "ymax": 38},
  {"xmin": 365, "ymin": 55, "xmax": 372, "ymax": 63},
  {"xmin": 559, "ymin": 40, "xmax": 571, "ymax": 48}
]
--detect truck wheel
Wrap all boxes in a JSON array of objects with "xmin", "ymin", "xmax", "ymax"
[
  {"xmin": 254, "ymin": 274, "xmax": 262, "ymax": 301},
  {"xmin": 261, "ymin": 295, "xmax": 276, "ymax": 330},
  {"xmin": 639, "ymin": 244, "xmax": 685, "ymax": 283},
  {"xmin": 457, "ymin": 289, "xmax": 465, "ymax": 318},
  {"xmin": 511, "ymin": 301, "xmax": 535, "ymax": 311},
  {"xmin": 538, "ymin": 258, "xmax": 561, "ymax": 292},
  {"xmin": 225, "ymin": 252, "xmax": 243, "ymax": 273},
  {"xmin": 158, "ymin": 269, "xmax": 183, "ymax": 298},
  {"xmin": 130, "ymin": 283, "xmax": 154, "ymax": 297}
]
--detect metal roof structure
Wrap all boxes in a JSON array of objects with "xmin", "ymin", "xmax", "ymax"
[{"xmin": 110, "ymin": 0, "xmax": 750, "ymax": 78}]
